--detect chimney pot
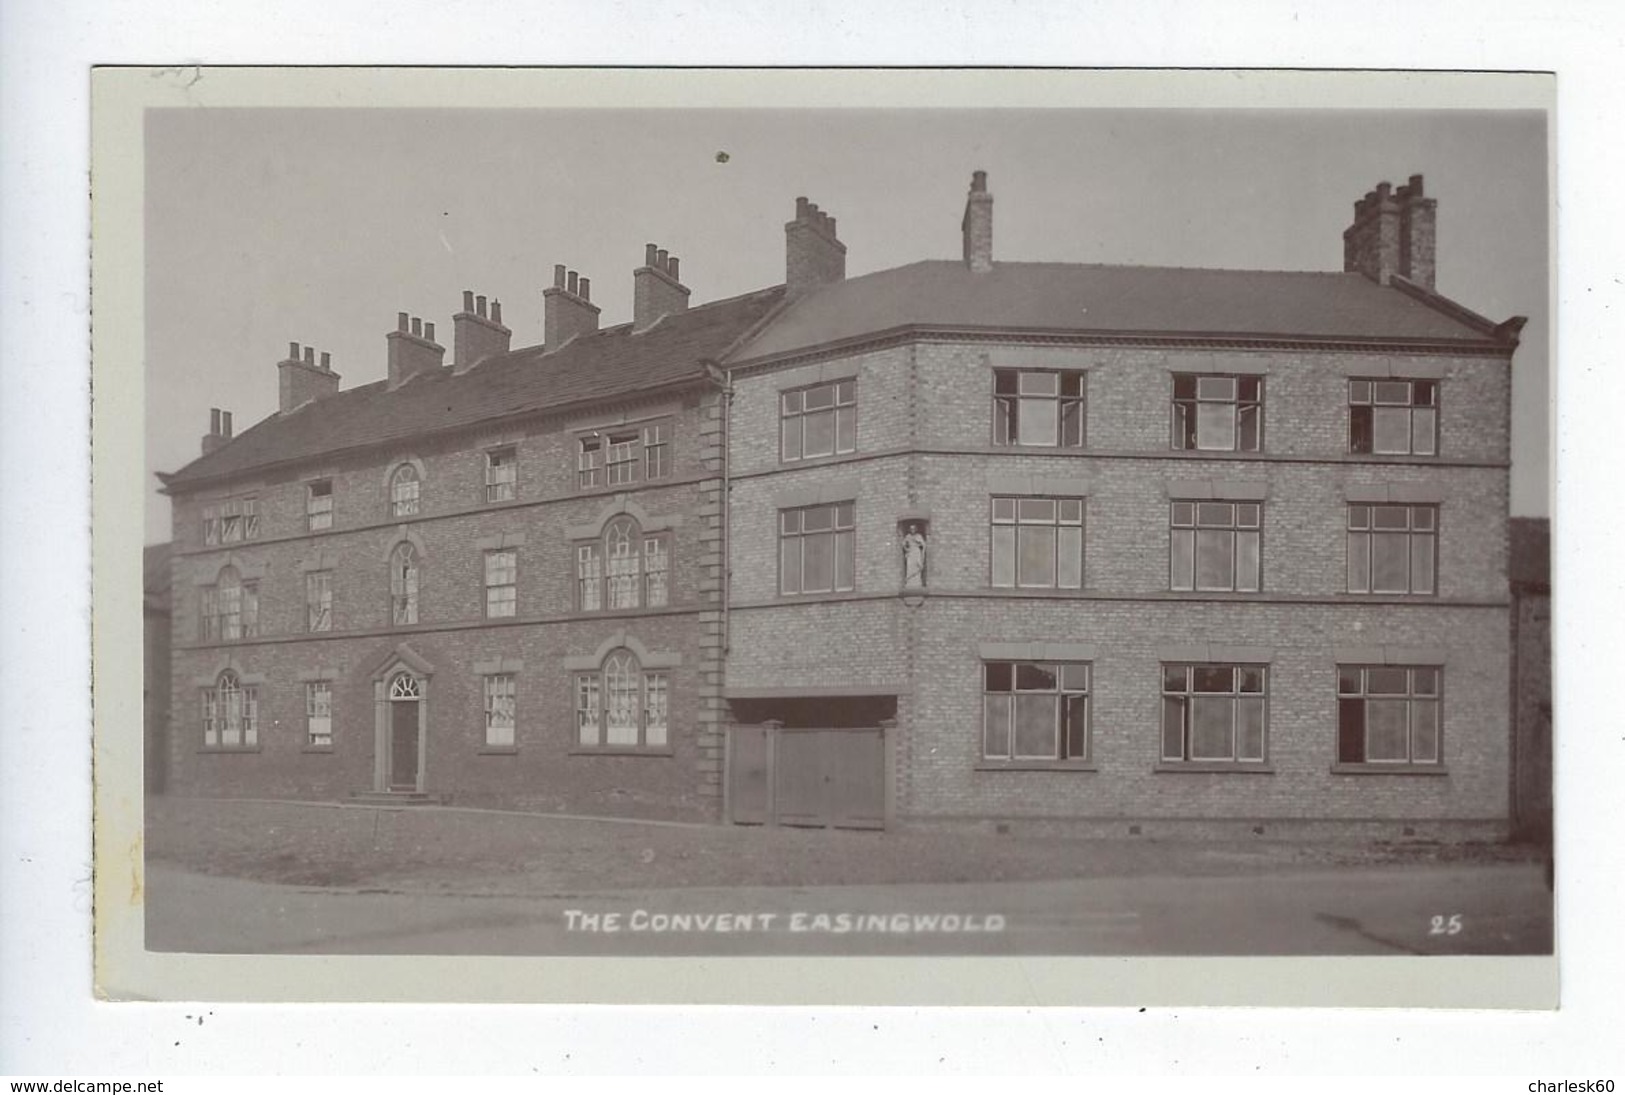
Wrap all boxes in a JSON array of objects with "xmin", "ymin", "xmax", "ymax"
[
  {"xmin": 1408, "ymin": 173, "xmax": 1425, "ymax": 196},
  {"xmin": 667, "ymin": 255, "xmax": 679, "ymax": 280},
  {"xmin": 303, "ymin": 346, "xmax": 315, "ymax": 365},
  {"xmin": 462, "ymin": 290, "xmax": 475, "ymax": 312},
  {"xmin": 578, "ymin": 277, "xmax": 590, "ymax": 301},
  {"xmin": 320, "ymin": 351, "xmax": 331, "ymax": 370},
  {"xmin": 554, "ymin": 264, "xmax": 567, "ymax": 289},
  {"xmin": 476, "ymin": 294, "xmax": 487, "ymax": 317},
  {"xmin": 424, "ymin": 321, "xmax": 435, "ymax": 343},
  {"xmin": 210, "ymin": 407, "xmax": 221, "ymax": 435},
  {"xmin": 972, "ymin": 169, "xmax": 988, "ymax": 193},
  {"xmin": 491, "ymin": 299, "xmax": 502, "ymax": 325},
  {"xmin": 221, "ymin": 410, "xmax": 233, "ymax": 437},
  {"xmin": 645, "ymin": 242, "xmax": 659, "ymax": 266},
  {"xmin": 656, "ymin": 248, "xmax": 669, "ymax": 269},
  {"xmin": 796, "ymin": 196, "xmax": 810, "ymax": 218},
  {"xmin": 411, "ymin": 316, "xmax": 422, "ymax": 337},
  {"xmin": 288, "ymin": 340, "xmax": 300, "ymax": 360},
  {"xmin": 567, "ymin": 270, "xmax": 579, "ymax": 295},
  {"xmin": 1376, "ymin": 181, "xmax": 1392, "ymax": 201},
  {"xmin": 397, "ymin": 312, "xmax": 409, "ymax": 331}
]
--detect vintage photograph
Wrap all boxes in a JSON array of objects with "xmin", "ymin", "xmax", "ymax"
[{"xmin": 124, "ymin": 75, "xmax": 1552, "ymax": 976}]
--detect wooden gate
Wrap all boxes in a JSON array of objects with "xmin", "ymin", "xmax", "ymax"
[{"xmin": 728, "ymin": 725, "xmax": 887, "ymax": 830}]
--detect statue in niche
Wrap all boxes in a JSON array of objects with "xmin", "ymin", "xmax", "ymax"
[{"xmin": 902, "ymin": 523, "xmax": 927, "ymax": 589}]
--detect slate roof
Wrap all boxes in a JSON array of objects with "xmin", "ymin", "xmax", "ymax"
[
  {"xmin": 730, "ymin": 260, "xmax": 1503, "ymax": 363},
  {"xmin": 161, "ymin": 285, "xmax": 786, "ymax": 490}
]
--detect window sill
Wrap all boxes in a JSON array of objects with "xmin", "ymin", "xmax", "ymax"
[
  {"xmin": 1154, "ymin": 762, "xmax": 1274, "ymax": 774},
  {"xmin": 569, "ymin": 746, "xmax": 675, "ymax": 758},
  {"xmin": 198, "ymin": 746, "xmax": 263, "ymax": 754},
  {"xmin": 778, "ymin": 449, "xmax": 859, "ymax": 471},
  {"xmin": 975, "ymin": 761, "xmax": 1098, "ymax": 773},
  {"xmin": 1331, "ymin": 762, "xmax": 1449, "ymax": 776},
  {"xmin": 478, "ymin": 745, "xmax": 519, "ymax": 755},
  {"xmin": 301, "ymin": 745, "xmax": 334, "ymax": 754}
]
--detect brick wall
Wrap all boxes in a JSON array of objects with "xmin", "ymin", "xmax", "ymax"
[
  {"xmin": 724, "ymin": 334, "xmax": 1513, "ymax": 831},
  {"xmin": 167, "ymin": 388, "xmax": 724, "ymax": 820}
]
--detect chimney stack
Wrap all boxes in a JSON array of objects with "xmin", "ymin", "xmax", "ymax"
[
  {"xmin": 1395, "ymin": 174, "xmax": 1437, "ymax": 290},
  {"xmin": 278, "ymin": 340, "xmax": 342, "ymax": 413},
  {"xmin": 201, "ymin": 406, "xmax": 234, "ymax": 455},
  {"xmin": 386, "ymin": 311, "xmax": 446, "ymax": 389},
  {"xmin": 1343, "ymin": 176, "xmax": 1421, "ymax": 286},
  {"xmin": 543, "ymin": 264, "xmax": 601, "ymax": 350},
  {"xmin": 453, "ymin": 288, "xmax": 513, "ymax": 372},
  {"xmin": 632, "ymin": 242, "xmax": 692, "ymax": 332},
  {"xmin": 962, "ymin": 170, "xmax": 994, "ymax": 274},
  {"xmin": 785, "ymin": 196, "xmax": 846, "ymax": 298}
]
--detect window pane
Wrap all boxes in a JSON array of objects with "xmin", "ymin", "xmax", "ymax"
[
  {"xmin": 802, "ymin": 506, "xmax": 833, "ymax": 532},
  {"xmin": 1235, "ymin": 532, "xmax": 1260, "ymax": 592},
  {"xmin": 1237, "ymin": 698, "xmax": 1266, "ymax": 761},
  {"xmin": 1163, "ymin": 665, "xmax": 1188, "ymax": 692},
  {"xmin": 780, "ymin": 419, "xmax": 801, "ymax": 461},
  {"xmin": 835, "ymin": 380, "xmax": 855, "ymax": 404},
  {"xmin": 1016, "ymin": 663, "xmax": 1058, "ymax": 690},
  {"xmin": 802, "ymin": 533, "xmax": 833, "ymax": 591},
  {"xmin": 1415, "ymin": 380, "xmax": 1437, "ymax": 406},
  {"xmin": 1347, "ymin": 532, "xmax": 1371, "ymax": 592},
  {"xmin": 835, "ymin": 502, "xmax": 855, "ymax": 527},
  {"xmin": 835, "ymin": 407, "xmax": 856, "ymax": 453},
  {"xmin": 1196, "ymin": 502, "xmax": 1233, "ymax": 527},
  {"xmin": 1374, "ymin": 381, "xmax": 1411, "ymax": 404},
  {"xmin": 991, "ymin": 525, "xmax": 1016, "ymax": 587},
  {"xmin": 834, "ymin": 530, "xmax": 855, "ymax": 591},
  {"xmin": 1350, "ymin": 405, "xmax": 1373, "ymax": 453},
  {"xmin": 1057, "ymin": 526, "xmax": 1083, "ymax": 588},
  {"xmin": 984, "ymin": 663, "xmax": 1013, "ymax": 691},
  {"xmin": 1189, "ymin": 697, "xmax": 1234, "ymax": 760},
  {"xmin": 1064, "ymin": 695, "xmax": 1089, "ymax": 760},
  {"xmin": 983, "ymin": 696, "xmax": 1012, "ymax": 758},
  {"xmin": 1017, "ymin": 525, "xmax": 1056, "ymax": 587},
  {"xmin": 1413, "ymin": 667, "xmax": 1440, "ymax": 696},
  {"xmin": 1060, "ymin": 401, "xmax": 1083, "ymax": 447},
  {"xmin": 1338, "ymin": 666, "xmax": 1363, "ymax": 694},
  {"xmin": 1365, "ymin": 700, "xmax": 1409, "ymax": 761},
  {"xmin": 1412, "ymin": 506, "xmax": 1436, "ymax": 531},
  {"xmin": 1196, "ymin": 402, "xmax": 1236, "ymax": 450},
  {"xmin": 1018, "ymin": 372, "xmax": 1058, "ymax": 396},
  {"xmin": 803, "ymin": 409, "xmax": 835, "ymax": 457},
  {"xmin": 1171, "ymin": 402, "xmax": 1195, "ymax": 449},
  {"xmin": 1238, "ymin": 667, "xmax": 1265, "ymax": 693},
  {"xmin": 782, "ymin": 390, "xmax": 803, "ymax": 414},
  {"xmin": 1411, "ymin": 702, "xmax": 1440, "ymax": 762},
  {"xmin": 1371, "ymin": 534, "xmax": 1409, "ymax": 593},
  {"xmin": 1413, "ymin": 408, "xmax": 1437, "ymax": 455},
  {"xmin": 1171, "ymin": 528, "xmax": 1194, "ymax": 590},
  {"xmin": 1373, "ymin": 506, "xmax": 1411, "ymax": 530},
  {"xmin": 993, "ymin": 398, "xmax": 1015, "ymax": 445},
  {"xmin": 1338, "ymin": 698, "xmax": 1367, "ymax": 762},
  {"xmin": 1235, "ymin": 504, "xmax": 1260, "ymax": 528},
  {"xmin": 1197, "ymin": 376, "xmax": 1236, "ymax": 400},
  {"xmin": 780, "ymin": 538, "xmax": 801, "ymax": 594},
  {"xmin": 1193, "ymin": 666, "xmax": 1234, "ymax": 693},
  {"xmin": 803, "ymin": 385, "xmax": 835, "ymax": 410},
  {"xmin": 1237, "ymin": 377, "xmax": 1261, "ymax": 403},
  {"xmin": 1367, "ymin": 667, "xmax": 1408, "ymax": 694},
  {"xmin": 1162, "ymin": 697, "xmax": 1187, "ymax": 760},
  {"xmin": 1061, "ymin": 663, "xmax": 1090, "ymax": 690},
  {"xmin": 1238, "ymin": 404, "xmax": 1261, "ymax": 451},
  {"xmin": 1012, "ymin": 694, "xmax": 1057, "ymax": 758},
  {"xmin": 1018, "ymin": 398, "xmax": 1058, "ymax": 445},
  {"xmin": 994, "ymin": 370, "xmax": 1019, "ymax": 395},
  {"xmin": 1194, "ymin": 529, "xmax": 1234, "ymax": 590},
  {"xmin": 1372, "ymin": 407, "xmax": 1411, "ymax": 453},
  {"xmin": 1172, "ymin": 502, "xmax": 1196, "ymax": 526},
  {"xmin": 1411, "ymin": 534, "xmax": 1436, "ymax": 594},
  {"xmin": 1349, "ymin": 380, "xmax": 1372, "ymax": 403},
  {"xmin": 1348, "ymin": 505, "xmax": 1370, "ymax": 530},
  {"xmin": 992, "ymin": 497, "xmax": 1016, "ymax": 522},
  {"xmin": 1018, "ymin": 498, "xmax": 1056, "ymax": 523},
  {"xmin": 1058, "ymin": 499, "xmax": 1084, "ymax": 524},
  {"xmin": 1173, "ymin": 374, "xmax": 1197, "ymax": 400}
]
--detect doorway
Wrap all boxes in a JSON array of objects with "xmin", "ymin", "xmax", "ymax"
[{"xmin": 387, "ymin": 672, "xmax": 423, "ymax": 792}]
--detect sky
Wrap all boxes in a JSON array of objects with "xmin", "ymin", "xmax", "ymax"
[{"xmin": 145, "ymin": 107, "xmax": 1549, "ymax": 541}]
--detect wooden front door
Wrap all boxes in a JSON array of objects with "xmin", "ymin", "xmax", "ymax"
[{"xmin": 389, "ymin": 700, "xmax": 420, "ymax": 791}]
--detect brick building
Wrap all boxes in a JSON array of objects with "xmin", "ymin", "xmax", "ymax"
[
  {"xmin": 157, "ymin": 170, "xmax": 1528, "ymax": 838},
  {"xmin": 721, "ymin": 173, "xmax": 1526, "ymax": 839}
]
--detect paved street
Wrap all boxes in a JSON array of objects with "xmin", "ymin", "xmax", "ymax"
[{"xmin": 144, "ymin": 860, "xmax": 1552, "ymax": 956}]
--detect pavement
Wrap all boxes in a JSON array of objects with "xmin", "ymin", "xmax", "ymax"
[{"xmin": 143, "ymin": 860, "xmax": 1553, "ymax": 956}]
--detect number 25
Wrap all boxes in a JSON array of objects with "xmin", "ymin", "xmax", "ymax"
[{"xmin": 1429, "ymin": 914, "xmax": 1463, "ymax": 936}]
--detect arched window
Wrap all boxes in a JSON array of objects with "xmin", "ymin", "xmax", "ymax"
[
  {"xmin": 389, "ymin": 672, "xmax": 422, "ymax": 700},
  {"xmin": 391, "ymin": 542, "xmax": 420, "ymax": 625},
  {"xmin": 576, "ymin": 517, "xmax": 669, "ymax": 612},
  {"xmin": 390, "ymin": 463, "xmax": 421, "ymax": 517},
  {"xmin": 200, "ymin": 565, "xmax": 258, "ymax": 641},
  {"xmin": 203, "ymin": 669, "xmax": 258, "ymax": 748},
  {"xmin": 575, "ymin": 648, "xmax": 668, "ymax": 749}
]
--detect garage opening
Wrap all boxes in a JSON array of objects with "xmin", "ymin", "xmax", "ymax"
[{"xmin": 726, "ymin": 694, "xmax": 895, "ymax": 830}]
